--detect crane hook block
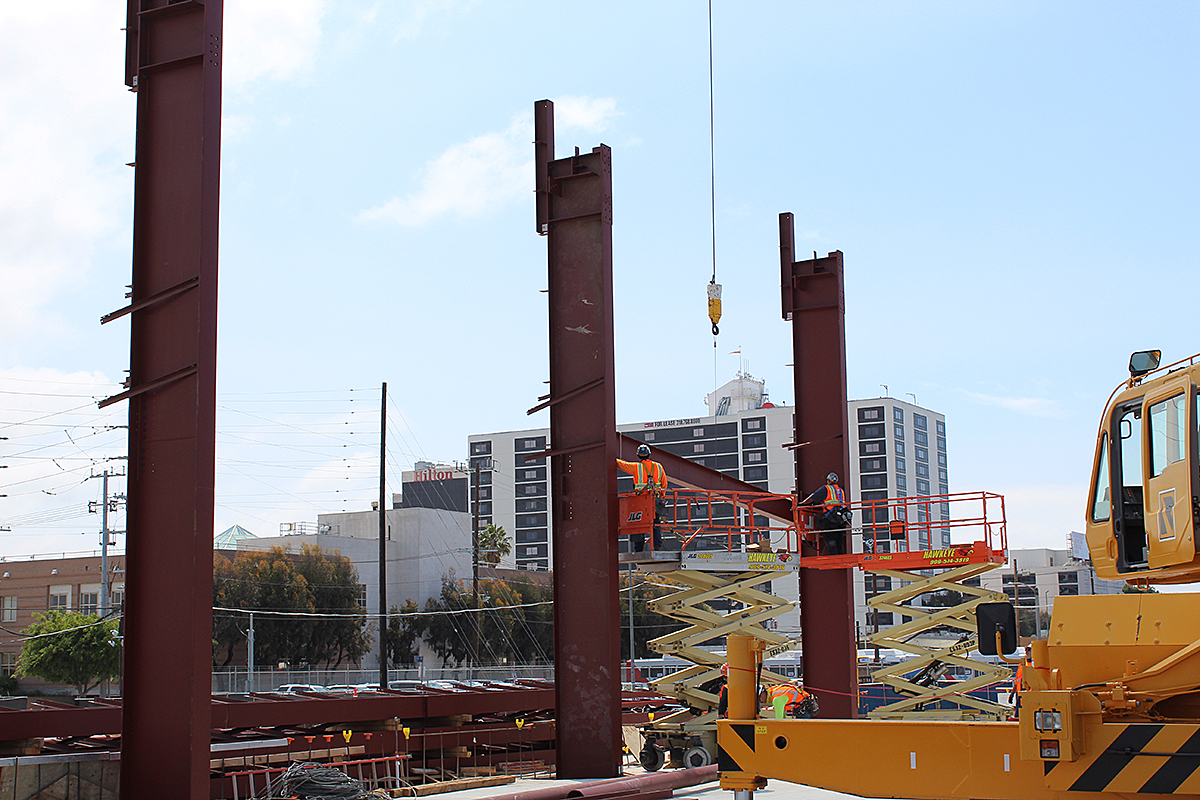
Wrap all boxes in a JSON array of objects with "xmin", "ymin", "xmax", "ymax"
[{"xmin": 707, "ymin": 281, "xmax": 722, "ymax": 336}]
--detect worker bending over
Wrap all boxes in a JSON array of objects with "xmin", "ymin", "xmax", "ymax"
[
  {"xmin": 616, "ymin": 444, "xmax": 668, "ymax": 552},
  {"xmin": 765, "ymin": 681, "xmax": 819, "ymax": 719}
]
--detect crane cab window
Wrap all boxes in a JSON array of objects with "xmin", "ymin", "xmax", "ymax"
[
  {"xmin": 1114, "ymin": 401, "xmax": 1147, "ymax": 569},
  {"xmin": 1091, "ymin": 434, "xmax": 1110, "ymax": 523},
  {"xmin": 1149, "ymin": 393, "xmax": 1186, "ymax": 478}
]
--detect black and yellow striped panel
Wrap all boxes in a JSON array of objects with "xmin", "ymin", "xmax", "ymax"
[{"xmin": 1043, "ymin": 722, "xmax": 1200, "ymax": 794}]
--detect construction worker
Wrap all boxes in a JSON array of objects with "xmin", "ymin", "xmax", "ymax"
[
  {"xmin": 616, "ymin": 444, "xmax": 668, "ymax": 551},
  {"xmin": 766, "ymin": 681, "xmax": 818, "ymax": 719},
  {"xmin": 802, "ymin": 472, "xmax": 850, "ymax": 555}
]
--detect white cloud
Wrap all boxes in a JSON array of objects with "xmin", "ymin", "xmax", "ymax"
[
  {"xmin": 223, "ymin": 0, "xmax": 327, "ymax": 91},
  {"xmin": 0, "ymin": 6, "xmax": 132, "ymax": 345},
  {"xmin": 959, "ymin": 389, "xmax": 1066, "ymax": 419},
  {"xmin": 360, "ymin": 96, "xmax": 620, "ymax": 227}
]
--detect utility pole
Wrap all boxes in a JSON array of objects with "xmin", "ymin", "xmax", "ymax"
[
  {"xmin": 472, "ymin": 459, "xmax": 481, "ymax": 671},
  {"xmin": 247, "ymin": 612, "xmax": 255, "ymax": 694},
  {"xmin": 378, "ymin": 382, "xmax": 388, "ymax": 691},
  {"xmin": 88, "ymin": 467, "xmax": 126, "ymax": 617}
]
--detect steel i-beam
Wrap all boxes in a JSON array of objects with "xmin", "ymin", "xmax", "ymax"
[
  {"xmin": 104, "ymin": 1, "xmax": 223, "ymax": 796},
  {"xmin": 779, "ymin": 213, "xmax": 858, "ymax": 719},
  {"xmin": 533, "ymin": 99, "xmax": 622, "ymax": 777}
]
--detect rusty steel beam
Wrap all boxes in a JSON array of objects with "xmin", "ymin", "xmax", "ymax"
[
  {"xmin": 111, "ymin": 1, "xmax": 223, "ymax": 796},
  {"xmin": 779, "ymin": 213, "xmax": 858, "ymax": 719},
  {"xmin": 534, "ymin": 99, "xmax": 622, "ymax": 778},
  {"xmin": 617, "ymin": 434, "xmax": 794, "ymax": 523}
]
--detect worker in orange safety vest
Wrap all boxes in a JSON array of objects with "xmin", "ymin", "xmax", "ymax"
[
  {"xmin": 802, "ymin": 472, "xmax": 850, "ymax": 555},
  {"xmin": 617, "ymin": 444, "xmax": 668, "ymax": 552},
  {"xmin": 766, "ymin": 681, "xmax": 818, "ymax": 719}
]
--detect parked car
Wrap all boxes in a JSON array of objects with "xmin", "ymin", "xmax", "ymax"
[{"xmin": 275, "ymin": 683, "xmax": 326, "ymax": 693}]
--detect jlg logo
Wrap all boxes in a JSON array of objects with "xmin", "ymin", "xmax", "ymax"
[{"xmin": 627, "ymin": 512, "xmax": 643, "ymax": 522}]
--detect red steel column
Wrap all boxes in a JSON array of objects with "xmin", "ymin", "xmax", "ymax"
[
  {"xmin": 106, "ymin": 1, "xmax": 222, "ymax": 796},
  {"xmin": 779, "ymin": 213, "xmax": 858, "ymax": 719},
  {"xmin": 534, "ymin": 100, "xmax": 622, "ymax": 777}
]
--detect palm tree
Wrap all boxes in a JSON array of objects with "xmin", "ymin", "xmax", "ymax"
[{"xmin": 478, "ymin": 523, "xmax": 512, "ymax": 565}]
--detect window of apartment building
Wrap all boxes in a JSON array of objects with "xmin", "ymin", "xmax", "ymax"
[
  {"xmin": 874, "ymin": 612, "xmax": 895, "ymax": 627},
  {"xmin": 896, "ymin": 474, "xmax": 907, "ymax": 491},
  {"xmin": 49, "ymin": 586, "xmax": 70, "ymax": 612},
  {"xmin": 1058, "ymin": 571, "xmax": 1079, "ymax": 584},
  {"xmin": 517, "ymin": 514, "xmax": 547, "ymax": 528},
  {"xmin": 938, "ymin": 468, "xmax": 948, "ymax": 483},
  {"xmin": 743, "ymin": 466, "xmax": 767, "ymax": 481},
  {"xmin": 940, "ymin": 502, "xmax": 950, "ymax": 518},
  {"xmin": 859, "ymin": 423, "xmax": 885, "ymax": 439},
  {"xmin": 895, "ymin": 457, "xmax": 906, "ymax": 473},
  {"xmin": 744, "ymin": 451, "xmax": 765, "ymax": 463},
  {"xmin": 914, "ymin": 414, "xmax": 928, "ymax": 431},
  {"xmin": 79, "ymin": 591, "xmax": 99, "ymax": 616},
  {"xmin": 915, "ymin": 446, "xmax": 928, "ymax": 462},
  {"xmin": 477, "ymin": 486, "xmax": 492, "ymax": 501},
  {"xmin": 857, "ymin": 406, "xmax": 884, "ymax": 422},
  {"xmin": 937, "ymin": 436, "xmax": 947, "ymax": 452},
  {"xmin": 742, "ymin": 417, "xmax": 764, "ymax": 431},
  {"xmin": 516, "ymin": 498, "xmax": 547, "ymax": 513},
  {"xmin": 860, "ymin": 440, "xmax": 885, "ymax": 456},
  {"xmin": 520, "ymin": 467, "xmax": 545, "ymax": 481},
  {"xmin": 470, "ymin": 456, "xmax": 494, "ymax": 473},
  {"xmin": 893, "ymin": 424, "xmax": 904, "ymax": 440},
  {"xmin": 939, "ymin": 483, "xmax": 949, "ymax": 496},
  {"xmin": 936, "ymin": 420, "xmax": 946, "ymax": 436},
  {"xmin": 0, "ymin": 652, "xmax": 14, "ymax": 678},
  {"xmin": 860, "ymin": 457, "xmax": 887, "ymax": 473},
  {"xmin": 516, "ymin": 529, "xmax": 547, "ymax": 544},
  {"xmin": 937, "ymin": 452, "xmax": 947, "ymax": 467},
  {"xmin": 692, "ymin": 428, "xmax": 705, "ymax": 437},
  {"xmin": 918, "ymin": 530, "xmax": 930, "ymax": 548},
  {"xmin": 915, "ymin": 430, "xmax": 929, "ymax": 446},
  {"xmin": 917, "ymin": 479, "xmax": 931, "ymax": 494},
  {"xmin": 894, "ymin": 440, "xmax": 905, "ymax": 457},
  {"xmin": 693, "ymin": 443, "xmax": 705, "ymax": 453},
  {"xmin": 472, "ymin": 469, "xmax": 492, "ymax": 486},
  {"xmin": 915, "ymin": 462, "xmax": 929, "ymax": 479},
  {"xmin": 643, "ymin": 432, "xmax": 655, "ymax": 441},
  {"xmin": 893, "ymin": 407, "xmax": 904, "ymax": 423},
  {"xmin": 471, "ymin": 441, "xmax": 492, "ymax": 455},
  {"xmin": 357, "ymin": 585, "xmax": 367, "ymax": 610},
  {"xmin": 0, "ymin": 596, "xmax": 14, "ymax": 623},
  {"xmin": 522, "ymin": 483, "xmax": 546, "ymax": 496},
  {"xmin": 742, "ymin": 433, "xmax": 766, "ymax": 449},
  {"xmin": 861, "ymin": 473, "xmax": 888, "ymax": 490},
  {"xmin": 111, "ymin": 585, "xmax": 124, "ymax": 613},
  {"xmin": 515, "ymin": 436, "xmax": 546, "ymax": 452},
  {"xmin": 861, "ymin": 491, "xmax": 889, "ymax": 524}
]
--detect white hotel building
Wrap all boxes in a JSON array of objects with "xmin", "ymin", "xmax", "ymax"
[{"xmin": 466, "ymin": 375, "xmax": 952, "ymax": 637}]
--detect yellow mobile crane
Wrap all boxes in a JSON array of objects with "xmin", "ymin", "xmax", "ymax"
[{"xmin": 718, "ymin": 350, "xmax": 1200, "ymax": 799}]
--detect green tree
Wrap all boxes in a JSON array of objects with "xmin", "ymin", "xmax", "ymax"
[
  {"xmin": 478, "ymin": 524, "xmax": 512, "ymax": 565},
  {"xmin": 421, "ymin": 573, "xmax": 472, "ymax": 666},
  {"xmin": 213, "ymin": 545, "xmax": 370, "ymax": 668},
  {"xmin": 387, "ymin": 600, "xmax": 423, "ymax": 666},
  {"xmin": 292, "ymin": 544, "xmax": 371, "ymax": 668},
  {"xmin": 1122, "ymin": 583, "xmax": 1160, "ymax": 593},
  {"xmin": 17, "ymin": 611, "xmax": 119, "ymax": 695}
]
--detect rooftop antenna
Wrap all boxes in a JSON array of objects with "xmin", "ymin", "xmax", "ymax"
[
  {"xmin": 881, "ymin": 384, "xmax": 889, "ymax": 397},
  {"xmin": 906, "ymin": 392, "xmax": 917, "ymax": 406}
]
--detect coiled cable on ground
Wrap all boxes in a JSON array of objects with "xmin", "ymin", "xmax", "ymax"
[{"xmin": 262, "ymin": 761, "xmax": 390, "ymax": 799}]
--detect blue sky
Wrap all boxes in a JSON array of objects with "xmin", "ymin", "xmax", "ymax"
[{"xmin": 2, "ymin": 2, "xmax": 1198, "ymax": 558}]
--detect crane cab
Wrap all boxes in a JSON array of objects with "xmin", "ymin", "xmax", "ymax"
[{"xmin": 1086, "ymin": 350, "xmax": 1200, "ymax": 583}]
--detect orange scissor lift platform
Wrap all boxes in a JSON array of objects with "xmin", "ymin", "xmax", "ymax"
[{"xmin": 619, "ymin": 488, "xmax": 1014, "ymax": 722}]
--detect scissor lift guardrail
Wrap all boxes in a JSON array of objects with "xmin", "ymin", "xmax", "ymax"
[{"xmin": 619, "ymin": 488, "xmax": 1014, "ymax": 727}]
